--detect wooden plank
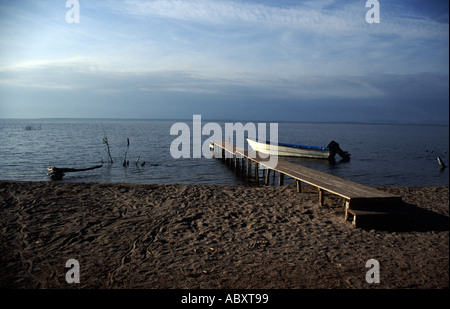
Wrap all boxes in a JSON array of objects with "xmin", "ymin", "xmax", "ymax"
[
  {"xmin": 275, "ymin": 160, "xmax": 389, "ymax": 197},
  {"xmin": 272, "ymin": 160, "xmax": 397, "ymax": 200},
  {"xmin": 212, "ymin": 141, "xmax": 402, "ymax": 207},
  {"xmin": 238, "ymin": 147, "xmax": 370, "ymax": 195},
  {"xmin": 223, "ymin": 141, "xmax": 379, "ymax": 197},
  {"xmin": 345, "ymin": 208, "xmax": 408, "ymax": 228}
]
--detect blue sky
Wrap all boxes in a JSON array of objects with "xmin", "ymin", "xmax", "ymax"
[{"xmin": 0, "ymin": 0, "xmax": 448, "ymax": 123}]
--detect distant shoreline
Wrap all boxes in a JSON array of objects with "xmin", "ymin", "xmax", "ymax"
[{"xmin": 1, "ymin": 117, "xmax": 449, "ymax": 127}]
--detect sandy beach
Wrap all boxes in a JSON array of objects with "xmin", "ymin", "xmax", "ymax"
[{"xmin": 0, "ymin": 180, "xmax": 448, "ymax": 289}]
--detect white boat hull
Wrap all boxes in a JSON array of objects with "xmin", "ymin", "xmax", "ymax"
[{"xmin": 247, "ymin": 139, "xmax": 330, "ymax": 159}]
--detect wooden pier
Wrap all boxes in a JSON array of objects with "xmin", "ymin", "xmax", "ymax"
[{"xmin": 211, "ymin": 141, "xmax": 404, "ymax": 228}]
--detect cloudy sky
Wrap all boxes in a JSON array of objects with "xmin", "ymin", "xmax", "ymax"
[{"xmin": 0, "ymin": 0, "xmax": 448, "ymax": 123}]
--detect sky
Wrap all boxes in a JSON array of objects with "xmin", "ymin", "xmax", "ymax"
[{"xmin": 0, "ymin": 0, "xmax": 448, "ymax": 123}]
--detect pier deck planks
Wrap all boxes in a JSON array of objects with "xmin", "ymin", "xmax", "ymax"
[{"xmin": 212, "ymin": 141, "xmax": 403, "ymax": 227}]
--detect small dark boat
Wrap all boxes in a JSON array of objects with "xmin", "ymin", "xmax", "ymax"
[{"xmin": 47, "ymin": 163, "xmax": 103, "ymax": 180}]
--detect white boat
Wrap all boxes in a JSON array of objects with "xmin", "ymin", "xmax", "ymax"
[{"xmin": 246, "ymin": 138, "xmax": 350, "ymax": 161}]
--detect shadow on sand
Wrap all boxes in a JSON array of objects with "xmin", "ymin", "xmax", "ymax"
[{"xmin": 358, "ymin": 201, "xmax": 449, "ymax": 233}]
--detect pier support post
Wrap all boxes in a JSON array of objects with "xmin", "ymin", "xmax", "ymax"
[
  {"xmin": 296, "ymin": 180, "xmax": 302, "ymax": 193},
  {"xmin": 255, "ymin": 163, "xmax": 259, "ymax": 182},
  {"xmin": 278, "ymin": 173, "xmax": 284, "ymax": 186},
  {"xmin": 344, "ymin": 200, "xmax": 351, "ymax": 221},
  {"xmin": 265, "ymin": 169, "xmax": 271, "ymax": 185},
  {"xmin": 318, "ymin": 188, "xmax": 324, "ymax": 206}
]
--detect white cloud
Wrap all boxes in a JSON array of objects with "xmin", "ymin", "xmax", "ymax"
[
  {"xmin": 99, "ymin": 0, "xmax": 449, "ymax": 77},
  {"xmin": 110, "ymin": 0, "xmax": 354, "ymax": 32},
  {"xmin": 2, "ymin": 56, "xmax": 106, "ymax": 70},
  {"xmin": 108, "ymin": 0, "xmax": 448, "ymax": 38},
  {"xmin": 0, "ymin": 56, "xmax": 391, "ymax": 100}
]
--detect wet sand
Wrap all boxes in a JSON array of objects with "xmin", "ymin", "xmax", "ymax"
[{"xmin": 0, "ymin": 181, "xmax": 448, "ymax": 289}]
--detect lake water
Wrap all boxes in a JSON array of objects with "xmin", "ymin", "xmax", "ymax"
[{"xmin": 0, "ymin": 119, "xmax": 448, "ymax": 187}]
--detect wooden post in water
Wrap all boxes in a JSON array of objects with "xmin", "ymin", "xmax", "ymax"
[
  {"xmin": 437, "ymin": 156, "xmax": 447, "ymax": 168},
  {"xmin": 247, "ymin": 159, "xmax": 251, "ymax": 178},
  {"xmin": 255, "ymin": 162, "xmax": 259, "ymax": 182}
]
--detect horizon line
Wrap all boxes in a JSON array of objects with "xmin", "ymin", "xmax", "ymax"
[{"xmin": 0, "ymin": 117, "xmax": 448, "ymax": 126}]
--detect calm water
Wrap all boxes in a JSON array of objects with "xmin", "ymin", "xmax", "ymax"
[{"xmin": 0, "ymin": 119, "xmax": 448, "ymax": 187}]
